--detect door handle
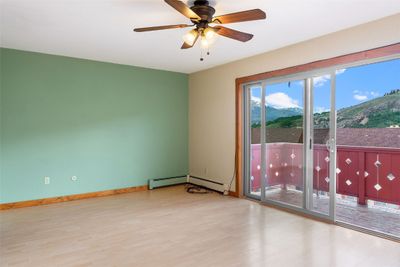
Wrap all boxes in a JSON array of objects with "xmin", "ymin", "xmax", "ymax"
[{"xmin": 326, "ymin": 138, "xmax": 335, "ymax": 153}]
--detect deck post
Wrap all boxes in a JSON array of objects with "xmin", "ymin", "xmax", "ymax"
[{"xmin": 358, "ymin": 151, "xmax": 366, "ymax": 205}]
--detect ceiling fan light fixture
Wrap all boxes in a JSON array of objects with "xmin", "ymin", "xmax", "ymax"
[
  {"xmin": 183, "ymin": 29, "xmax": 198, "ymax": 46},
  {"xmin": 203, "ymin": 27, "xmax": 216, "ymax": 40},
  {"xmin": 200, "ymin": 36, "xmax": 209, "ymax": 49},
  {"xmin": 134, "ymin": 0, "xmax": 267, "ymax": 55}
]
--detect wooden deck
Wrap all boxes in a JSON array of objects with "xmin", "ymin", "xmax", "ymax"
[{"xmin": 264, "ymin": 188, "xmax": 400, "ymax": 237}]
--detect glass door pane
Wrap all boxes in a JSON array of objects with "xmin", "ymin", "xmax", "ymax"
[
  {"xmin": 247, "ymin": 85, "xmax": 263, "ymax": 197},
  {"xmin": 335, "ymin": 59, "xmax": 400, "ymax": 238},
  {"xmin": 310, "ymin": 74, "xmax": 334, "ymax": 216},
  {"xmin": 263, "ymin": 80, "xmax": 305, "ymax": 208}
]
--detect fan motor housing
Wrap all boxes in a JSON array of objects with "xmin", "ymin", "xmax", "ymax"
[{"xmin": 190, "ymin": 0, "xmax": 215, "ymax": 23}]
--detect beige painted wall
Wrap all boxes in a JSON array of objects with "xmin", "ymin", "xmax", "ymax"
[{"xmin": 188, "ymin": 14, "xmax": 400, "ymax": 191}]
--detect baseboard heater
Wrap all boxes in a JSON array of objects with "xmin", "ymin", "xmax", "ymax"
[
  {"xmin": 188, "ymin": 176, "xmax": 227, "ymax": 193},
  {"xmin": 148, "ymin": 175, "xmax": 188, "ymax": 190},
  {"xmin": 149, "ymin": 175, "xmax": 228, "ymax": 194}
]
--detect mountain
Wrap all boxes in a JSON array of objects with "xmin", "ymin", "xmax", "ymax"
[
  {"xmin": 254, "ymin": 90, "xmax": 400, "ymax": 128},
  {"xmin": 251, "ymin": 100, "xmax": 302, "ymax": 126},
  {"xmin": 336, "ymin": 90, "xmax": 400, "ymax": 128}
]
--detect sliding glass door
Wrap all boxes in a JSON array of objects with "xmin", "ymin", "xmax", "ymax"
[
  {"xmin": 243, "ymin": 55, "xmax": 400, "ymax": 239},
  {"xmin": 244, "ymin": 73, "xmax": 336, "ymax": 219}
]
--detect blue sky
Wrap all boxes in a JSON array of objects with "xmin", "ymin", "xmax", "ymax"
[{"xmin": 251, "ymin": 58, "xmax": 400, "ymax": 112}]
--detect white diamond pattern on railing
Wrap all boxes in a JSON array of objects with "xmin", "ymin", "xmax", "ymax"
[
  {"xmin": 248, "ymin": 145, "xmax": 397, "ymax": 207},
  {"xmin": 374, "ymin": 184, "xmax": 382, "ymax": 191},
  {"xmin": 387, "ymin": 173, "xmax": 396, "ymax": 181}
]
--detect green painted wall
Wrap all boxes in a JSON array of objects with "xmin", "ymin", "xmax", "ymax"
[{"xmin": 0, "ymin": 48, "xmax": 188, "ymax": 203}]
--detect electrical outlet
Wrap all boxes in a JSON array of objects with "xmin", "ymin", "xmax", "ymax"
[
  {"xmin": 44, "ymin": 176, "xmax": 50, "ymax": 185},
  {"xmin": 71, "ymin": 176, "xmax": 78, "ymax": 181},
  {"xmin": 204, "ymin": 168, "xmax": 208, "ymax": 175}
]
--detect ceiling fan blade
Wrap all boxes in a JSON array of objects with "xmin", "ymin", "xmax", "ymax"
[
  {"xmin": 181, "ymin": 34, "xmax": 199, "ymax": 49},
  {"xmin": 134, "ymin": 24, "xmax": 192, "ymax": 32},
  {"xmin": 164, "ymin": 0, "xmax": 201, "ymax": 21},
  {"xmin": 213, "ymin": 9, "xmax": 266, "ymax": 24},
  {"xmin": 181, "ymin": 42, "xmax": 193, "ymax": 49},
  {"xmin": 212, "ymin": 26, "xmax": 253, "ymax": 42}
]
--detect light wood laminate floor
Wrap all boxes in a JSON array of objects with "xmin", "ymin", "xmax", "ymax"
[{"xmin": 1, "ymin": 186, "xmax": 399, "ymax": 267}]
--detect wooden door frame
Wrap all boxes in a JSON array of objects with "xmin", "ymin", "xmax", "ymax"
[{"xmin": 234, "ymin": 43, "xmax": 400, "ymax": 198}]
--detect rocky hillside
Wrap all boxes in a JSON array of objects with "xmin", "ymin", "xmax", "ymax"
[{"xmin": 337, "ymin": 90, "xmax": 400, "ymax": 128}]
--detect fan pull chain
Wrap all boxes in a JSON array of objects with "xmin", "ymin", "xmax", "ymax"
[{"xmin": 200, "ymin": 48, "xmax": 211, "ymax": 61}]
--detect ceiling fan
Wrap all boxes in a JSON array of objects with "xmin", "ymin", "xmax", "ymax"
[{"xmin": 134, "ymin": 0, "xmax": 266, "ymax": 55}]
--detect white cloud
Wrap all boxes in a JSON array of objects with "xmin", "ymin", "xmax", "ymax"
[
  {"xmin": 251, "ymin": 96, "xmax": 261, "ymax": 103},
  {"xmin": 352, "ymin": 90, "xmax": 380, "ymax": 101},
  {"xmin": 370, "ymin": 91, "xmax": 380, "ymax": 97},
  {"xmin": 313, "ymin": 69, "xmax": 346, "ymax": 87},
  {"xmin": 313, "ymin": 75, "xmax": 330, "ymax": 87},
  {"xmin": 265, "ymin": 92, "xmax": 300, "ymax": 109},
  {"xmin": 336, "ymin": 69, "xmax": 346, "ymax": 75},
  {"xmin": 354, "ymin": 94, "xmax": 368, "ymax": 101},
  {"xmin": 315, "ymin": 106, "xmax": 330, "ymax": 113}
]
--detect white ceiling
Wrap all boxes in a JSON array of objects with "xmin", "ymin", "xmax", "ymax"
[{"xmin": 1, "ymin": 0, "xmax": 399, "ymax": 74}]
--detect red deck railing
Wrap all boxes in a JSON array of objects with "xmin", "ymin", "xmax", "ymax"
[{"xmin": 250, "ymin": 143, "xmax": 400, "ymax": 205}]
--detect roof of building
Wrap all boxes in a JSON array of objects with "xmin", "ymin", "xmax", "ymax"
[{"xmin": 251, "ymin": 128, "xmax": 400, "ymax": 148}]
